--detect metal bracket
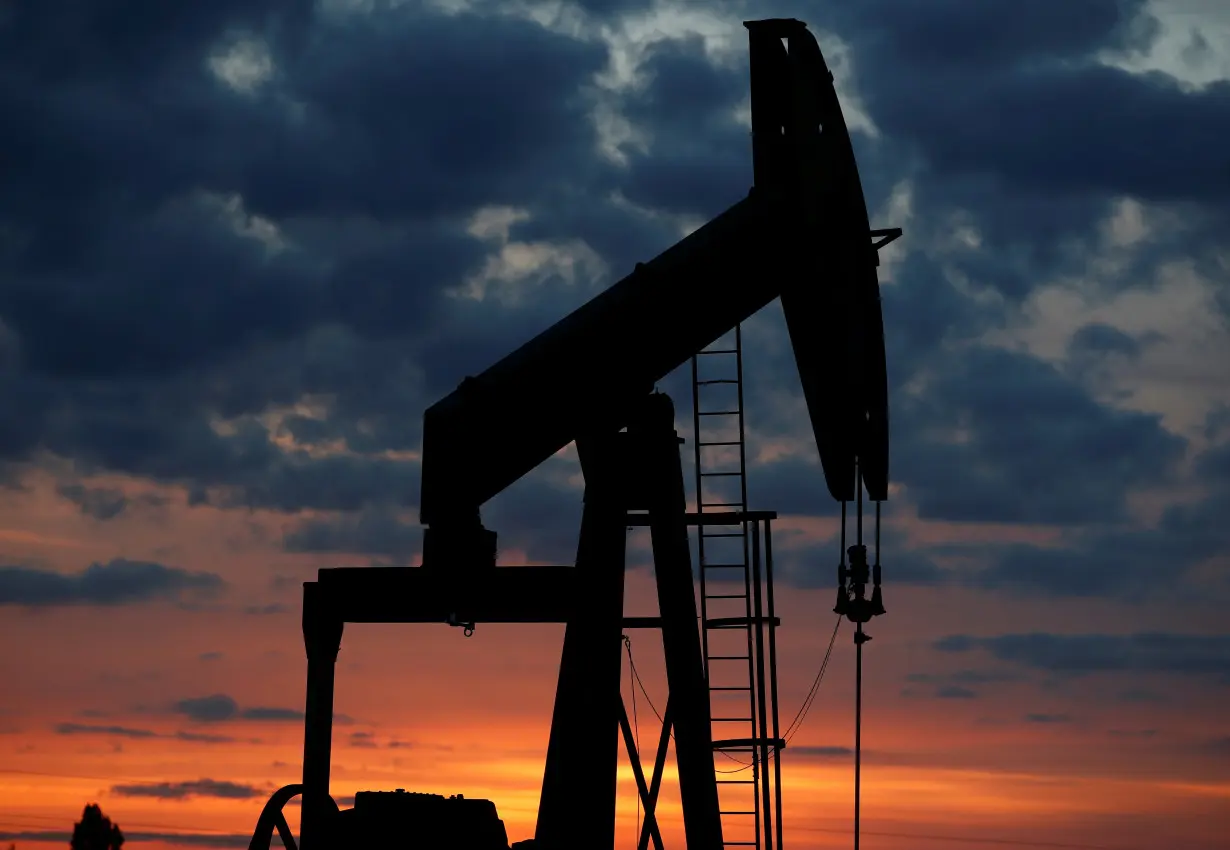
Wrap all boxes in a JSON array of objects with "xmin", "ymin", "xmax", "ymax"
[{"xmin": 870, "ymin": 228, "xmax": 903, "ymax": 252}]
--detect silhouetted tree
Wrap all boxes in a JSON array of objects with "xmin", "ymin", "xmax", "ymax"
[{"xmin": 71, "ymin": 805, "xmax": 124, "ymax": 850}]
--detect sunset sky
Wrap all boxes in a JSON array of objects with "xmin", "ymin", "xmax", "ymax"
[{"xmin": 1, "ymin": 2, "xmax": 1228, "ymax": 850}]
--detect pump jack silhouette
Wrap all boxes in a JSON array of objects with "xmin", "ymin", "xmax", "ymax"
[{"xmin": 249, "ymin": 18, "xmax": 895, "ymax": 850}]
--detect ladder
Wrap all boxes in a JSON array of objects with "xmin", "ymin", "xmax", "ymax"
[{"xmin": 691, "ymin": 324, "xmax": 764, "ymax": 850}]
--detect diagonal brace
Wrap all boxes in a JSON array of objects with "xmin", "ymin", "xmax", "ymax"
[
  {"xmin": 626, "ymin": 699, "xmax": 673, "ymax": 850},
  {"xmin": 618, "ymin": 698, "xmax": 666, "ymax": 850}
]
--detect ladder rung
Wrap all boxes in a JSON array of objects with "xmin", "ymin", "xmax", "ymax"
[
  {"xmin": 708, "ymin": 616, "xmax": 781, "ymax": 629},
  {"xmin": 712, "ymin": 717, "xmax": 753, "ymax": 722},
  {"xmin": 707, "ymin": 655, "xmax": 750, "ymax": 660},
  {"xmin": 709, "ymin": 686, "xmax": 752, "ymax": 691},
  {"xmin": 697, "ymin": 379, "xmax": 740, "ymax": 385},
  {"xmin": 699, "ymin": 441, "xmax": 741, "ymax": 447},
  {"xmin": 698, "ymin": 349, "xmax": 738, "ymax": 355},
  {"xmin": 699, "ymin": 502, "xmax": 743, "ymax": 508},
  {"xmin": 702, "ymin": 563, "xmax": 747, "ymax": 569},
  {"xmin": 717, "ymin": 780, "xmax": 756, "ymax": 785},
  {"xmin": 698, "ymin": 410, "xmax": 741, "ymax": 416},
  {"xmin": 720, "ymin": 811, "xmax": 757, "ymax": 816},
  {"xmin": 702, "ymin": 532, "xmax": 745, "ymax": 538},
  {"xmin": 724, "ymin": 841, "xmax": 759, "ymax": 844},
  {"xmin": 700, "ymin": 471, "xmax": 743, "ymax": 477},
  {"xmin": 714, "ymin": 737, "xmax": 786, "ymax": 749},
  {"xmin": 705, "ymin": 593, "xmax": 747, "ymax": 600}
]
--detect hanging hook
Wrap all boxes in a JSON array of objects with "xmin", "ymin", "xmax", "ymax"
[{"xmin": 447, "ymin": 612, "xmax": 476, "ymax": 636}]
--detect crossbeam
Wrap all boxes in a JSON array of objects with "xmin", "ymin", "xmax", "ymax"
[
  {"xmin": 316, "ymin": 566, "xmax": 574, "ymax": 623},
  {"xmin": 312, "ymin": 569, "xmax": 684, "ymax": 628}
]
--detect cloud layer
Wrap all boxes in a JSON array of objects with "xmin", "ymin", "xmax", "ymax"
[{"xmin": 1, "ymin": 2, "xmax": 1227, "ymax": 849}]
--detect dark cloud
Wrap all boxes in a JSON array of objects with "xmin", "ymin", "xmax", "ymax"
[
  {"xmin": 174, "ymin": 731, "xmax": 236, "ymax": 744},
  {"xmin": 349, "ymin": 731, "xmax": 378, "ymax": 749},
  {"xmin": 282, "ymin": 508, "xmax": 423, "ymax": 561},
  {"xmin": 956, "ymin": 437, "xmax": 1230, "ymax": 602},
  {"xmin": 949, "ymin": 674, "xmax": 1018, "ymax": 683},
  {"xmin": 1204, "ymin": 405, "xmax": 1230, "ymax": 442},
  {"xmin": 56, "ymin": 482, "xmax": 171, "ymax": 519},
  {"xmin": 173, "ymin": 693, "xmax": 308, "ymax": 723},
  {"xmin": 894, "ymin": 346, "xmax": 1186, "ymax": 525},
  {"xmin": 1193, "ymin": 439, "xmax": 1230, "ymax": 484},
  {"xmin": 936, "ymin": 685, "xmax": 978, "ymax": 700},
  {"xmin": 0, "ymin": 559, "xmax": 224, "ymax": 607},
  {"xmin": 966, "ymin": 530, "xmax": 1194, "ymax": 600},
  {"xmin": 871, "ymin": 63, "xmax": 1230, "ymax": 206},
  {"xmin": 55, "ymin": 484, "xmax": 129, "ymax": 520},
  {"xmin": 559, "ymin": 0, "xmax": 659, "ymax": 15},
  {"xmin": 788, "ymin": 745, "xmax": 853, "ymax": 758},
  {"xmin": 175, "ymin": 694, "xmax": 239, "ymax": 723},
  {"xmin": 111, "ymin": 779, "xmax": 261, "ymax": 800},
  {"xmin": 0, "ymin": 1, "xmax": 618, "ymax": 513},
  {"xmin": 746, "ymin": 456, "xmax": 842, "ymax": 519},
  {"xmin": 906, "ymin": 670, "xmax": 1021, "ymax": 686},
  {"xmin": 903, "ymin": 670, "xmax": 1022, "ymax": 700},
  {"xmin": 807, "ymin": 0, "xmax": 1230, "ymax": 211},
  {"xmin": 1065, "ymin": 323, "xmax": 1164, "ymax": 386},
  {"xmin": 934, "ymin": 632, "xmax": 1230, "ymax": 683},
  {"xmin": 1067, "ymin": 323, "xmax": 1146, "ymax": 360},
  {"xmin": 54, "ymin": 723, "xmax": 158, "ymax": 738},
  {"xmin": 834, "ymin": 0, "xmax": 1154, "ymax": 71},
  {"xmin": 616, "ymin": 35, "xmax": 752, "ymax": 219}
]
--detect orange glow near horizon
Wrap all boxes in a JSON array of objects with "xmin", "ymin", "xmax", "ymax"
[{"xmin": 2, "ymin": 478, "xmax": 1228, "ymax": 850}]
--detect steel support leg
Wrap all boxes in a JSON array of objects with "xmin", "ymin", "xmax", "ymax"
[
  {"xmin": 636, "ymin": 395, "xmax": 724, "ymax": 850},
  {"xmin": 300, "ymin": 582, "xmax": 342, "ymax": 850},
  {"xmin": 536, "ymin": 431, "xmax": 629, "ymax": 850}
]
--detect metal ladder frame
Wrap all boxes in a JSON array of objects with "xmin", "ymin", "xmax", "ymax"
[{"xmin": 691, "ymin": 326, "xmax": 784, "ymax": 850}]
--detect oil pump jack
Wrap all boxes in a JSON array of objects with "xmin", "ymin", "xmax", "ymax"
[{"xmin": 249, "ymin": 18, "xmax": 896, "ymax": 850}]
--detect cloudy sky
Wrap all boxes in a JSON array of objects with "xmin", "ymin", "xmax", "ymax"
[{"xmin": 1, "ymin": 1, "xmax": 1228, "ymax": 850}]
